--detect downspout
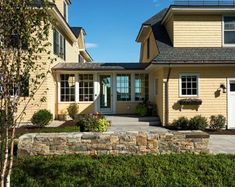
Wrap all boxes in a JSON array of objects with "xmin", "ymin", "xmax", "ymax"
[{"xmin": 165, "ymin": 64, "xmax": 172, "ymax": 126}]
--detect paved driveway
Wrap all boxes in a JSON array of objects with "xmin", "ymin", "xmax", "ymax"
[{"xmin": 209, "ymin": 135, "xmax": 235, "ymax": 154}]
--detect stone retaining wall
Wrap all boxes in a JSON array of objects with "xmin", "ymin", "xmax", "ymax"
[{"xmin": 18, "ymin": 131, "xmax": 210, "ymax": 157}]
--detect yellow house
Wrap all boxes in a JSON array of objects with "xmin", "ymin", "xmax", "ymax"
[
  {"xmin": 20, "ymin": 1, "xmax": 235, "ymax": 130},
  {"xmin": 18, "ymin": 0, "xmax": 92, "ymax": 121},
  {"xmin": 136, "ymin": 2, "xmax": 235, "ymax": 129}
]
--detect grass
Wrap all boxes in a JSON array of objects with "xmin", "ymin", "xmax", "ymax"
[
  {"xmin": 12, "ymin": 154, "xmax": 235, "ymax": 187},
  {"xmin": 14, "ymin": 126, "xmax": 80, "ymax": 139}
]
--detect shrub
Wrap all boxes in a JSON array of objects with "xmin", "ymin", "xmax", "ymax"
[
  {"xmin": 31, "ymin": 109, "xmax": 53, "ymax": 127},
  {"xmin": 171, "ymin": 117, "xmax": 189, "ymax": 130},
  {"xmin": 210, "ymin": 115, "xmax": 226, "ymax": 130},
  {"xmin": 135, "ymin": 103, "xmax": 147, "ymax": 117},
  {"xmin": 67, "ymin": 103, "xmax": 79, "ymax": 120},
  {"xmin": 96, "ymin": 118, "xmax": 110, "ymax": 132},
  {"xmin": 76, "ymin": 114, "xmax": 109, "ymax": 132},
  {"xmin": 188, "ymin": 115, "xmax": 208, "ymax": 130}
]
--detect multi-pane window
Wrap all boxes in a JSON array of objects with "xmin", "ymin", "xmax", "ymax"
[
  {"xmin": 135, "ymin": 74, "xmax": 149, "ymax": 101},
  {"xmin": 116, "ymin": 74, "xmax": 131, "ymax": 101},
  {"xmin": 224, "ymin": 16, "xmax": 235, "ymax": 45},
  {"xmin": 0, "ymin": 75, "xmax": 29, "ymax": 97},
  {"xmin": 60, "ymin": 74, "xmax": 75, "ymax": 102},
  {"xmin": 79, "ymin": 74, "xmax": 94, "ymax": 102},
  {"xmin": 180, "ymin": 74, "xmax": 198, "ymax": 96},
  {"xmin": 53, "ymin": 29, "xmax": 66, "ymax": 60}
]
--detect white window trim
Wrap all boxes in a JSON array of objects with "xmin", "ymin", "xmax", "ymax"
[
  {"xmin": 179, "ymin": 73, "xmax": 200, "ymax": 98},
  {"xmin": 78, "ymin": 73, "xmax": 95, "ymax": 103},
  {"xmin": 53, "ymin": 29, "xmax": 66, "ymax": 60},
  {"xmin": 222, "ymin": 16, "xmax": 235, "ymax": 47},
  {"xmin": 116, "ymin": 73, "xmax": 132, "ymax": 102},
  {"xmin": 58, "ymin": 73, "xmax": 76, "ymax": 103}
]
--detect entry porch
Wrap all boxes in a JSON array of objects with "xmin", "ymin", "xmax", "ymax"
[{"xmin": 52, "ymin": 63, "xmax": 156, "ymax": 119}]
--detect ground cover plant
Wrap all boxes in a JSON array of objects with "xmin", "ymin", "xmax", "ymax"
[{"xmin": 12, "ymin": 154, "xmax": 235, "ymax": 187}]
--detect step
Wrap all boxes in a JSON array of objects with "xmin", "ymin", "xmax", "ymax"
[
  {"xmin": 105, "ymin": 115, "xmax": 160, "ymax": 123},
  {"xmin": 109, "ymin": 121, "xmax": 161, "ymax": 126}
]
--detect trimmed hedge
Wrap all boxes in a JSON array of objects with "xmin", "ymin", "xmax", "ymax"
[{"xmin": 12, "ymin": 154, "xmax": 235, "ymax": 186}]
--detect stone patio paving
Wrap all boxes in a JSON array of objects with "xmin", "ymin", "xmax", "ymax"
[{"xmin": 209, "ymin": 135, "xmax": 235, "ymax": 154}]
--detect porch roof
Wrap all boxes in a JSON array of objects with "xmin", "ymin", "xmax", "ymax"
[{"xmin": 52, "ymin": 63, "xmax": 150, "ymax": 71}]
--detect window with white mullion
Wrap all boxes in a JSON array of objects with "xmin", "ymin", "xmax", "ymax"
[
  {"xmin": 180, "ymin": 75, "xmax": 198, "ymax": 97},
  {"xmin": 224, "ymin": 16, "xmax": 235, "ymax": 45},
  {"xmin": 79, "ymin": 74, "xmax": 94, "ymax": 102}
]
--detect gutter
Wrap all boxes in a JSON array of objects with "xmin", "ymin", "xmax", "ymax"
[{"xmin": 165, "ymin": 64, "xmax": 172, "ymax": 126}]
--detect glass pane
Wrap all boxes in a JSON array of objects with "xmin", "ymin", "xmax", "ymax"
[
  {"xmin": 224, "ymin": 31, "xmax": 235, "ymax": 44},
  {"xmin": 230, "ymin": 83, "xmax": 235, "ymax": 92},
  {"xmin": 100, "ymin": 75, "xmax": 111, "ymax": 108}
]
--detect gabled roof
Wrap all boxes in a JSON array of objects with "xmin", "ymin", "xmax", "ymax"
[
  {"xmin": 141, "ymin": 6, "xmax": 235, "ymax": 63},
  {"xmin": 52, "ymin": 63, "xmax": 149, "ymax": 71},
  {"xmin": 70, "ymin": 27, "xmax": 83, "ymax": 38}
]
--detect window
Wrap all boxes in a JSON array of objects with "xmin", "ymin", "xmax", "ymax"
[
  {"xmin": 79, "ymin": 74, "xmax": 94, "ymax": 102},
  {"xmin": 180, "ymin": 74, "xmax": 198, "ymax": 97},
  {"xmin": 7, "ymin": 75, "xmax": 29, "ymax": 97},
  {"xmin": 60, "ymin": 74, "xmax": 75, "ymax": 102},
  {"xmin": 147, "ymin": 38, "xmax": 150, "ymax": 59},
  {"xmin": 53, "ymin": 29, "xmax": 66, "ymax": 60},
  {"xmin": 135, "ymin": 74, "xmax": 149, "ymax": 101},
  {"xmin": 116, "ymin": 74, "xmax": 131, "ymax": 101},
  {"xmin": 224, "ymin": 16, "xmax": 235, "ymax": 45},
  {"xmin": 78, "ymin": 54, "xmax": 84, "ymax": 63},
  {"xmin": 230, "ymin": 82, "xmax": 235, "ymax": 92},
  {"xmin": 63, "ymin": 1, "xmax": 67, "ymax": 20}
]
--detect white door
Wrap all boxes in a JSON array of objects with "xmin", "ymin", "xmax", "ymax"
[{"xmin": 228, "ymin": 79, "xmax": 235, "ymax": 129}]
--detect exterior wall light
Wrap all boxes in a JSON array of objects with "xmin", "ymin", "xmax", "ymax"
[{"xmin": 220, "ymin": 84, "xmax": 226, "ymax": 93}]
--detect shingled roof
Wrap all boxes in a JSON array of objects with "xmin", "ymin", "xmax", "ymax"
[
  {"xmin": 144, "ymin": 6, "xmax": 235, "ymax": 63},
  {"xmin": 70, "ymin": 27, "xmax": 83, "ymax": 38},
  {"xmin": 52, "ymin": 63, "xmax": 149, "ymax": 71}
]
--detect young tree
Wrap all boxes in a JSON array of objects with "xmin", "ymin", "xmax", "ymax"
[{"xmin": 0, "ymin": 0, "xmax": 53, "ymax": 186}]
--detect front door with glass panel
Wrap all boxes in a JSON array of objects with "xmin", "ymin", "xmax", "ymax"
[
  {"xmin": 99, "ymin": 75, "xmax": 112, "ymax": 113},
  {"xmin": 228, "ymin": 79, "xmax": 235, "ymax": 129}
]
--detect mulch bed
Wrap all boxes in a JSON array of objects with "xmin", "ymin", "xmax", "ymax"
[
  {"xmin": 204, "ymin": 129, "xmax": 235, "ymax": 135},
  {"xmin": 59, "ymin": 120, "xmax": 77, "ymax": 128}
]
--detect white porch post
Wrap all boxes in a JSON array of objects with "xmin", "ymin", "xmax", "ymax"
[{"xmin": 94, "ymin": 73, "xmax": 99, "ymax": 113}]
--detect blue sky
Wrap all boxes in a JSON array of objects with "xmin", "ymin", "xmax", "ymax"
[{"xmin": 69, "ymin": 0, "xmax": 173, "ymax": 62}]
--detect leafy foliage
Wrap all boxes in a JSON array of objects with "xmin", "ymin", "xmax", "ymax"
[
  {"xmin": 12, "ymin": 154, "xmax": 235, "ymax": 186},
  {"xmin": 171, "ymin": 115, "xmax": 208, "ymax": 130},
  {"xmin": 171, "ymin": 117, "xmax": 190, "ymax": 130},
  {"xmin": 31, "ymin": 109, "xmax": 53, "ymax": 127},
  {"xmin": 76, "ymin": 114, "xmax": 109, "ymax": 132},
  {"xmin": 189, "ymin": 115, "xmax": 208, "ymax": 130},
  {"xmin": 67, "ymin": 103, "xmax": 79, "ymax": 120},
  {"xmin": 210, "ymin": 115, "xmax": 226, "ymax": 130},
  {"xmin": 135, "ymin": 103, "xmax": 147, "ymax": 117},
  {"xmin": 0, "ymin": 0, "xmax": 52, "ymax": 183}
]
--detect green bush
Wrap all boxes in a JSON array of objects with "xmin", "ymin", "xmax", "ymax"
[
  {"xmin": 12, "ymin": 154, "xmax": 235, "ymax": 187},
  {"xmin": 67, "ymin": 103, "xmax": 79, "ymax": 120},
  {"xmin": 76, "ymin": 114, "xmax": 109, "ymax": 132},
  {"xmin": 31, "ymin": 109, "xmax": 53, "ymax": 127},
  {"xmin": 135, "ymin": 103, "xmax": 147, "ymax": 117},
  {"xmin": 188, "ymin": 115, "xmax": 208, "ymax": 130},
  {"xmin": 171, "ymin": 117, "xmax": 189, "ymax": 130},
  {"xmin": 210, "ymin": 115, "xmax": 226, "ymax": 130},
  {"xmin": 96, "ymin": 118, "xmax": 110, "ymax": 132}
]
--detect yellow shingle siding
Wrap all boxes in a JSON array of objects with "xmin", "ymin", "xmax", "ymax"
[
  {"xmin": 173, "ymin": 15, "xmax": 222, "ymax": 47},
  {"xmin": 141, "ymin": 32, "xmax": 158, "ymax": 63},
  {"xmin": 164, "ymin": 67, "xmax": 235, "ymax": 124}
]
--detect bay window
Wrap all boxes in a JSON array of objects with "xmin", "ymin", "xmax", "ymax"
[
  {"xmin": 79, "ymin": 74, "xmax": 94, "ymax": 102},
  {"xmin": 60, "ymin": 74, "xmax": 75, "ymax": 102},
  {"xmin": 135, "ymin": 74, "xmax": 149, "ymax": 101},
  {"xmin": 116, "ymin": 74, "xmax": 131, "ymax": 101}
]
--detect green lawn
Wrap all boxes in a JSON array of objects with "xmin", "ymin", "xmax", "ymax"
[
  {"xmin": 15, "ymin": 126, "xmax": 80, "ymax": 138},
  {"xmin": 12, "ymin": 154, "xmax": 235, "ymax": 187}
]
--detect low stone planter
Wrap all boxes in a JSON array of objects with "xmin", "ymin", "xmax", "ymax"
[{"xmin": 17, "ymin": 130, "xmax": 210, "ymax": 157}]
